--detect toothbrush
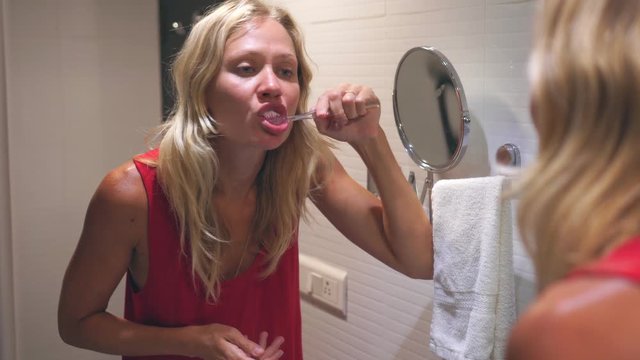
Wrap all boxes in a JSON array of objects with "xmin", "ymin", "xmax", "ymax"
[{"xmin": 287, "ymin": 103, "xmax": 380, "ymax": 122}]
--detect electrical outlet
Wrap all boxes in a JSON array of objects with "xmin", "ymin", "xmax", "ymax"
[
  {"xmin": 319, "ymin": 277, "xmax": 338, "ymax": 304},
  {"xmin": 299, "ymin": 254, "xmax": 347, "ymax": 317}
]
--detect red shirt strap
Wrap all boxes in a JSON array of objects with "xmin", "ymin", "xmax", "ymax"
[{"xmin": 569, "ymin": 236, "xmax": 640, "ymax": 283}]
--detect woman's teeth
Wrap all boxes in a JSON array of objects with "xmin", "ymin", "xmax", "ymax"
[{"xmin": 263, "ymin": 110, "xmax": 287, "ymax": 125}]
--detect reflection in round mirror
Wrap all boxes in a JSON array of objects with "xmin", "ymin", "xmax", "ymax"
[{"xmin": 393, "ymin": 46, "xmax": 470, "ymax": 173}]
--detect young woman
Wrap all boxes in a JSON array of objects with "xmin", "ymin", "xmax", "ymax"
[
  {"xmin": 57, "ymin": 1, "xmax": 433, "ymax": 359},
  {"xmin": 507, "ymin": 0, "xmax": 640, "ymax": 358}
]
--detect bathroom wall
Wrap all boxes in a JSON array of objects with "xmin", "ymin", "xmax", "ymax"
[
  {"xmin": 275, "ymin": 0, "xmax": 538, "ymax": 359},
  {"xmin": 0, "ymin": 0, "xmax": 160, "ymax": 359}
]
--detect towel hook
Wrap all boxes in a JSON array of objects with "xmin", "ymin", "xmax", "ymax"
[{"xmin": 496, "ymin": 143, "xmax": 520, "ymax": 167}]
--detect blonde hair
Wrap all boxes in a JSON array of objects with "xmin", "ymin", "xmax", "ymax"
[
  {"xmin": 147, "ymin": 0, "xmax": 331, "ymax": 301},
  {"xmin": 518, "ymin": 0, "xmax": 640, "ymax": 290}
]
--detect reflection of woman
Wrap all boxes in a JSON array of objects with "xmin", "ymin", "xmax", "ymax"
[
  {"xmin": 508, "ymin": 0, "xmax": 640, "ymax": 358},
  {"xmin": 57, "ymin": 1, "xmax": 433, "ymax": 359},
  {"xmin": 434, "ymin": 81, "xmax": 459, "ymax": 156}
]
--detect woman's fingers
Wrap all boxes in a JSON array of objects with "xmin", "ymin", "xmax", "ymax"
[
  {"xmin": 220, "ymin": 329, "xmax": 263, "ymax": 359},
  {"xmin": 261, "ymin": 339, "xmax": 284, "ymax": 359}
]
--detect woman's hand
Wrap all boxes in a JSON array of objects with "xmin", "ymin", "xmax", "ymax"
[
  {"xmin": 257, "ymin": 331, "xmax": 284, "ymax": 359},
  {"xmin": 312, "ymin": 83, "xmax": 381, "ymax": 145},
  {"xmin": 188, "ymin": 324, "xmax": 284, "ymax": 360}
]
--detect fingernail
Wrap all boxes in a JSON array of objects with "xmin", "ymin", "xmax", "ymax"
[{"xmin": 253, "ymin": 347, "xmax": 265, "ymax": 356}]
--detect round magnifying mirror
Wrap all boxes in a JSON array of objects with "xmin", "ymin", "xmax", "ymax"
[{"xmin": 393, "ymin": 46, "xmax": 470, "ymax": 173}]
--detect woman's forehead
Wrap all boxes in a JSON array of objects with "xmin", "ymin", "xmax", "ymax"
[{"xmin": 224, "ymin": 18, "xmax": 296, "ymax": 59}]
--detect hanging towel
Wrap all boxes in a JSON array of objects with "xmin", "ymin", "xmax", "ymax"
[{"xmin": 429, "ymin": 176, "xmax": 515, "ymax": 360}]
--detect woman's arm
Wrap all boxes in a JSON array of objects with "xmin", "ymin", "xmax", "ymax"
[{"xmin": 311, "ymin": 84, "xmax": 433, "ymax": 279}]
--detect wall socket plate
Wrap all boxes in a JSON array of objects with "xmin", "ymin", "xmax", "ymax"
[{"xmin": 299, "ymin": 253, "xmax": 347, "ymax": 317}]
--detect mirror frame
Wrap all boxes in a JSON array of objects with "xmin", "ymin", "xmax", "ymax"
[{"xmin": 392, "ymin": 46, "xmax": 471, "ymax": 173}]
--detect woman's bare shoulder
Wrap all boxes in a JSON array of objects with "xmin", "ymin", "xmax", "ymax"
[
  {"xmin": 95, "ymin": 160, "xmax": 147, "ymax": 208},
  {"xmin": 507, "ymin": 277, "xmax": 640, "ymax": 360},
  {"xmin": 83, "ymin": 160, "xmax": 148, "ymax": 242}
]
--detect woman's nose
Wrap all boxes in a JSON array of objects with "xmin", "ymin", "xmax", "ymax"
[{"xmin": 257, "ymin": 68, "xmax": 282, "ymax": 99}]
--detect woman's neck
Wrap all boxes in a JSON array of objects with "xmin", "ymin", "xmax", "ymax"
[{"xmin": 213, "ymin": 141, "xmax": 266, "ymax": 200}]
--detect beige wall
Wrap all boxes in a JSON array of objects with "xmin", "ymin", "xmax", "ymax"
[{"xmin": 1, "ymin": 1, "xmax": 160, "ymax": 359}]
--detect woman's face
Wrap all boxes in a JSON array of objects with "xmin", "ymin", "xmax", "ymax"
[{"xmin": 206, "ymin": 18, "xmax": 300, "ymax": 151}]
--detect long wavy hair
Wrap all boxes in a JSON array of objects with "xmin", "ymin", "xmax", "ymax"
[
  {"xmin": 146, "ymin": 0, "xmax": 331, "ymax": 301},
  {"xmin": 517, "ymin": 0, "xmax": 640, "ymax": 290}
]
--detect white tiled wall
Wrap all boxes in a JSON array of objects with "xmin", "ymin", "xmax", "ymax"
[{"xmin": 277, "ymin": 0, "xmax": 539, "ymax": 359}]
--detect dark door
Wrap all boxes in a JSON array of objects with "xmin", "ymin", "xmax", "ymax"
[{"xmin": 159, "ymin": 0, "xmax": 223, "ymax": 120}]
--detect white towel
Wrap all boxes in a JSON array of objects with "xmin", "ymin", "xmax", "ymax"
[{"xmin": 429, "ymin": 176, "xmax": 516, "ymax": 360}]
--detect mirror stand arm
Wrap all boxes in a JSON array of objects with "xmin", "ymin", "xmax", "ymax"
[{"xmin": 419, "ymin": 171, "xmax": 435, "ymax": 223}]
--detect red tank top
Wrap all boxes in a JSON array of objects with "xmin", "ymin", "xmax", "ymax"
[
  {"xmin": 569, "ymin": 235, "xmax": 640, "ymax": 282},
  {"xmin": 126, "ymin": 149, "xmax": 303, "ymax": 360}
]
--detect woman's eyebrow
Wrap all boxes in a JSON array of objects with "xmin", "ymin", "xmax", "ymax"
[{"xmin": 226, "ymin": 49, "xmax": 296, "ymax": 61}]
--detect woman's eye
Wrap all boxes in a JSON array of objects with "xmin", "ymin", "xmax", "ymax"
[
  {"xmin": 279, "ymin": 68, "xmax": 295, "ymax": 79},
  {"xmin": 236, "ymin": 65, "xmax": 255, "ymax": 76}
]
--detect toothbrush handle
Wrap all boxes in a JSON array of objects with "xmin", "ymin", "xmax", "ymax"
[
  {"xmin": 289, "ymin": 103, "xmax": 380, "ymax": 122},
  {"xmin": 289, "ymin": 111, "xmax": 314, "ymax": 122}
]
